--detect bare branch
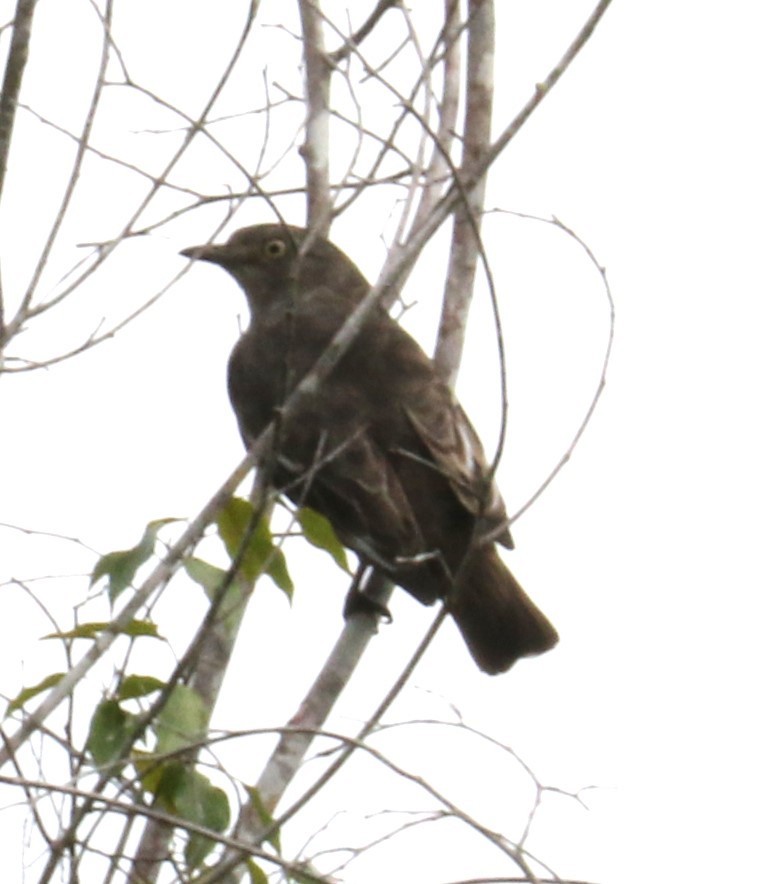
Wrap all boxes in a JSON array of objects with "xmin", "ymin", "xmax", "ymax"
[
  {"xmin": 4, "ymin": 0, "xmax": 113, "ymax": 342},
  {"xmin": 481, "ymin": 0, "xmax": 613, "ymax": 182},
  {"xmin": 329, "ymin": 0, "xmax": 400, "ymax": 64},
  {"xmin": 0, "ymin": 0, "xmax": 36, "ymax": 202},
  {"xmin": 397, "ymin": 0, "xmax": 462, "ymax": 254},
  {"xmin": 0, "ymin": 0, "xmax": 38, "ymax": 343},
  {"xmin": 1, "ymin": 0, "xmax": 262, "ymax": 371},
  {"xmin": 435, "ymin": 0, "xmax": 496, "ymax": 386},
  {"xmin": 485, "ymin": 211, "xmax": 615, "ymax": 541},
  {"xmin": 300, "ymin": 0, "xmax": 333, "ymax": 232}
]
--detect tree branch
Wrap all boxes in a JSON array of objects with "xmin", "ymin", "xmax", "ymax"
[
  {"xmin": 435, "ymin": 0, "xmax": 495, "ymax": 386},
  {"xmin": 0, "ymin": 0, "xmax": 38, "ymax": 346},
  {"xmin": 299, "ymin": 0, "xmax": 333, "ymax": 232},
  {"xmin": 329, "ymin": 0, "xmax": 400, "ymax": 64}
]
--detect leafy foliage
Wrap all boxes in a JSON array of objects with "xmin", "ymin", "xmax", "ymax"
[
  {"xmin": 6, "ymin": 672, "xmax": 65, "ymax": 715},
  {"xmin": 216, "ymin": 497, "xmax": 293, "ymax": 596},
  {"xmin": 43, "ymin": 619, "xmax": 161, "ymax": 640},
  {"xmin": 155, "ymin": 763, "xmax": 231, "ymax": 868},
  {"xmin": 296, "ymin": 506, "xmax": 351, "ymax": 572},
  {"xmin": 87, "ymin": 681, "xmax": 231, "ymax": 870},
  {"xmin": 154, "ymin": 685, "xmax": 209, "ymax": 756},
  {"xmin": 87, "ymin": 699, "xmax": 142, "ymax": 769},
  {"xmin": 90, "ymin": 518, "xmax": 178, "ymax": 604}
]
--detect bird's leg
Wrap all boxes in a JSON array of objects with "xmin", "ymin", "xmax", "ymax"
[{"xmin": 342, "ymin": 561, "xmax": 393, "ymax": 622}]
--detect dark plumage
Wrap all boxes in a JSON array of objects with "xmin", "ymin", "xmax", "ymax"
[{"xmin": 181, "ymin": 224, "xmax": 558, "ymax": 673}]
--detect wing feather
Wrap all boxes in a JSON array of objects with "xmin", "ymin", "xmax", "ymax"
[{"xmin": 403, "ymin": 392, "xmax": 514, "ymax": 548}]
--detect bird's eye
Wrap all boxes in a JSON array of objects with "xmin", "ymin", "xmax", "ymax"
[{"xmin": 264, "ymin": 238, "xmax": 287, "ymax": 259}]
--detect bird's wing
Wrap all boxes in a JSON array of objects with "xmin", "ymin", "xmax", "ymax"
[
  {"xmin": 403, "ymin": 391, "xmax": 514, "ymax": 548},
  {"xmin": 276, "ymin": 401, "xmax": 435, "ymax": 586}
]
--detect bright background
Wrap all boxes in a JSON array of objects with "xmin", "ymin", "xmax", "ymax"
[{"xmin": 1, "ymin": 2, "xmax": 781, "ymax": 882}]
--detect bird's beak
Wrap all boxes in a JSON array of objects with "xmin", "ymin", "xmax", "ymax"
[{"xmin": 179, "ymin": 243, "xmax": 227, "ymax": 264}]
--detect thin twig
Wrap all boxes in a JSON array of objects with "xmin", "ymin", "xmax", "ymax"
[
  {"xmin": 3, "ymin": 0, "xmax": 262, "ymax": 369},
  {"xmin": 484, "ymin": 211, "xmax": 615, "ymax": 540},
  {"xmin": 329, "ymin": 0, "xmax": 399, "ymax": 64},
  {"xmin": 7, "ymin": 0, "xmax": 114, "ymax": 335}
]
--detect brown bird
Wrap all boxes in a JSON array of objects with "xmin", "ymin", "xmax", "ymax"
[{"xmin": 181, "ymin": 224, "xmax": 558, "ymax": 673}]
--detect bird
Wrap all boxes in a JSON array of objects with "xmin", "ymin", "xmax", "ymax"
[{"xmin": 181, "ymin": 223, "xmax": 558, "ymax": 673}]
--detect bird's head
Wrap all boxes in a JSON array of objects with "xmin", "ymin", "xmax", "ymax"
[{"xmin": 181, "ymin": 224, "xmax": 368, "ymax": 310}]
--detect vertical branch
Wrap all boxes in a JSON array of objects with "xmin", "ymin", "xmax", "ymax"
[
  {"xmin": 0, "ymin": 0, "xmax": 38, "ymax": 344},
  {"xmin": 130, "ymin": 472, "xmax": 275, "ymax": 883},
  {"xmin": 129, "ymin": 578, "xmax": 256, "ymax": 883},
  {"xmin": 0, "ymin": 0, "xmax": 36, "ymax": 203},
  {"xmin": 402, "ymin": 0, "xmax": 462, "ymax": 240},
  {"xmin": 434, "ymin": 0, "xmax": 495, "ymax": 385},
  {"xmin": 241, "ymin": 583, "xmax": 386, "ymax": 808},
  {"xmin": 299, "ymin": 0, "xmax": 332, "ymax": 232},
  {"xmin": 377, "ymin": 0, "xmax": 462, "ymax": 307}
]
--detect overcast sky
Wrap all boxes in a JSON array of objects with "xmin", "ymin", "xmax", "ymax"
[{"xmin": 2, "ymin": 2, "xmax": 781, "ymax": 882}]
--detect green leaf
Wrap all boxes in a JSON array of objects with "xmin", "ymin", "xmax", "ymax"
[
  {"xmin": 184, "ymin": 556, "xmax": 247, "ymax": 632},
  {"xmin": 87, "ymin": 699, "xmax": 139, "ymax": 767},
  {"xmin": 296, "ymin": 507, "xmax": 350, "ymax": 572},
  {"xmin": 155, "ymin": 685, "xmax": 208, "ymax": 756},
  {"xmin": 6, "ymin": 672, "xmax": 65, "ymax": 715},
  {"xmin": 154, "ymin": 760, "xmax": 186, "ymax": 811},
  {"xmin": 43, "ymin": 619, "xmax": 161, "ymax": 640},
  {"xmin": 91, "ymin": 518, "xmax": 178, "ymax": 604},
  {"xmin": 266, "ymin": 548, "xmax": 293, "ymax": 597},
  {"xmin": 156, "ymin": 763, "xmax": 230, "ymax": 869},
  {"xmin": 186, "ymin": 827, "xmax": 217, "ymax": 869},
  {"xmin": 245, "ymin": 860, "xmax": 269, "ymax": 884},
  {"xmin": 216, "ymin": 498, "xmax": 293, "ymax": 597},
  {"xmin": 244, "ymin": 784, "xmax": 281, "ymax": 853},
  {"xmin": 121, "ymin": 620, "xmax": 161, "ymax": 637},
  {"xmin": 134, "ymin": 750, "xmax": 168, "ymax": 795},
  {"xmin": 118, "ymin": 674, "xmax": 165, "ymax": 701},
  {"xmin": 183, "ymin": 557, "xmax": 228, "ymax": 598},
  {"xmin": 43, "ymin": 621, "xmax": 107, "ymax": 640},
  {"xmin": 181, "ymin": 772, "xmax": 230, "ymax": 868}
]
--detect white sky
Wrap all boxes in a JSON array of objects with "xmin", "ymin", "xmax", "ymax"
[{"xmin": 1, "ymin": 2, "xmax": 781, "ymax": 882}]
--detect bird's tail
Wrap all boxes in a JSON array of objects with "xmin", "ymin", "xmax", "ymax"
[{"xmin": 448, "ymin": 547, "xmax": 558, "ymax": 674}]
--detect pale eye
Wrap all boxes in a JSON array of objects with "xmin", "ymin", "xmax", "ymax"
[{"xmin": 264, "ymin": 238, "xmax": 287, "ymax": 259}]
